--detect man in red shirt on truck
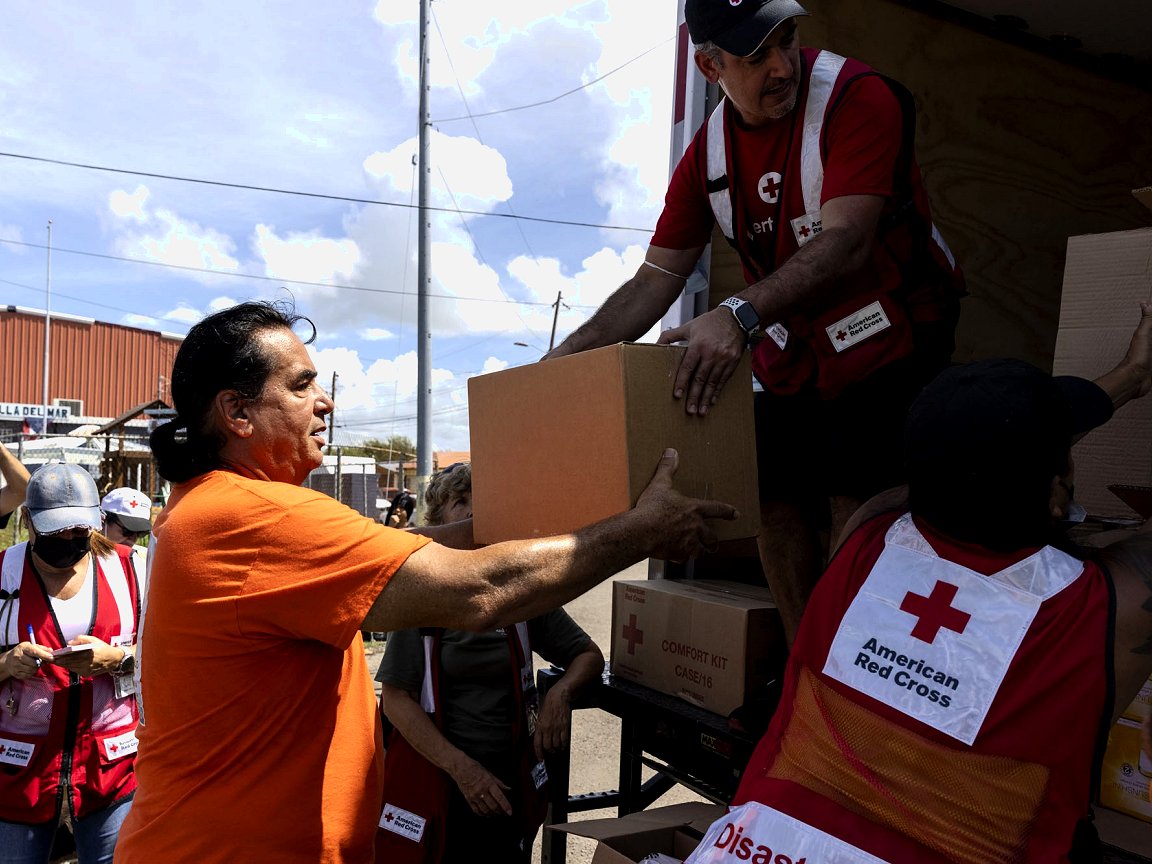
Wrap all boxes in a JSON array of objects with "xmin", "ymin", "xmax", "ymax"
[{"xmin": 547, "ymin": 0, "xmax": 964, "ymax": 644}]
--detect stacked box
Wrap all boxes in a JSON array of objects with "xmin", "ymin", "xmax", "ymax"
[{"xmin": 610, "ymin": 578, "xmax": 784, "ymax": 717}]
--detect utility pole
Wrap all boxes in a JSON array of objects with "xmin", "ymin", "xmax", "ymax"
[
  {"xmin": 548, "ymin": 290, "xmax": 563, "ymax": 352},
  {"xmin": 415, "ymin": 0, "xmax": 433, "ymax": 488},
  {"xmin": 329, "ymin": 371, "xmax": 342, "ymax": 503},
  {"xmin": 42, "ymin": 220, "xmax": 53, "ymax": 436}
]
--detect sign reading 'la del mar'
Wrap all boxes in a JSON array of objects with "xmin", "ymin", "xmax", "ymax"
[{"xmin": 0, "ymin": 403, "xmax": 72, "ymax": 419}]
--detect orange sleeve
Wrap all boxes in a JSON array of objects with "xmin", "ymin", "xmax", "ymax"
[{"xmin": 236, "ymin": 494, "xmax": 431, "ymax": 648}]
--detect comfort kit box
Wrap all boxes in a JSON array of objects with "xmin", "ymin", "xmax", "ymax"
[
  {"xmin": 468, "ymin": 343, "xmax": 760, "ymax": 544},
  {"xmin": 610, "ymin": 578, "xmax": 783, "ymax": 717},
  {"xmin": 1100, "ymin": 718, "xmax": 1152, "ymax": 825},
  {"xmin": 1052, "ymin": 191, "xmax": 1152, "ymax": 521},
  {"xmin": 550, "ymin": 802, "xmax": 723, "ymax": 864}
]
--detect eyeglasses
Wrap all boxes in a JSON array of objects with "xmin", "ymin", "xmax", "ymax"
[{"xmin": 106, "ymin": 516, "xmax": 142, "ymax": 541}]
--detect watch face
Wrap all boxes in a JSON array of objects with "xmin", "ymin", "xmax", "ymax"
[{"xmin": 735, "ymin": 302, "xmax": 759, "ymax": 332}]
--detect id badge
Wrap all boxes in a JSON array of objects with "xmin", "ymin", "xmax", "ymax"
[{"xmin": 114, "ymin": 674, "xmax": 136, "ymax": 699}]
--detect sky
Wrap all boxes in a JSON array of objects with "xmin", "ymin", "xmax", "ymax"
[{"xmin": 0, "ymin": 0, "xmax": 682, "ymax": 453}]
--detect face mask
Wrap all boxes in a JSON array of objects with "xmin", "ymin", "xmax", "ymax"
[{"xmin": 32, "ymin": 533, "xmax": 91, "ymax": 569}]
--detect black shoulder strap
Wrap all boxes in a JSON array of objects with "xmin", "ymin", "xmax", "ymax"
[{"xmin": 823, "ymin": 70, "xmax": 917, "ymax": 223}]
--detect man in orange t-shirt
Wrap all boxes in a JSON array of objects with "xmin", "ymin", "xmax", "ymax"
[{"xmin": 114, "ymin": 301, "xmax": 735, "ymax": 864}]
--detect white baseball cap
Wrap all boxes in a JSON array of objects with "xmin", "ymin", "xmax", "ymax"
[{"xmin": 100, "ymin": 487, "xmax": 153, "ymax": 533}]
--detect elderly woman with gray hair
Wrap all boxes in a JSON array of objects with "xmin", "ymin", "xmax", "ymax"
[{"xmin": 375, "ymin": 461, "xmax": 604, "ymax": 864}]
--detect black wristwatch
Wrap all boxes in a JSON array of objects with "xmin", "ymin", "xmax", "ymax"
[
  {"xmin": 719, "ymin": 296, "xmax": 761, "ymax": 340},
  {"xmin": 114, "ymin": 651, "xmax": 135, "ymax": 677}
]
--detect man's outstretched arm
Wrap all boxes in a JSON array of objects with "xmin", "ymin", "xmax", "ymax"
[
  {"xmin": 545, "ymin": 246, "xmax": 703, "ymax": 359},
  {"xmin": 364, "ymin": 448, "xmax": 737, "ymax": 633}
]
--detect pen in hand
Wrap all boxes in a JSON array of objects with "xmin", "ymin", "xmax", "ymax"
[{"xmin": 27, "ymin": 625, "xmax": 41, "ymax": 670}]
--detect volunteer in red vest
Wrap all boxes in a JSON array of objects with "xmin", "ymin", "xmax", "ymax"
[
  {"xmin": 682, "ymin": 305, "xmax": 1152, "ymax": 863},
  {"xmin": 546, "ymin": 0, "xmax": 965, "ymax": 645},
  {"xmin": 99, "ymin": 487, "xmax": 152, "ymax": 575},
  {"xmin": 376, "ymin": 462, "xmax": 604, "ymax": 864},
  {"xmin": 0, "ymin": 464, "xmax": 141, "ymax": 864}
]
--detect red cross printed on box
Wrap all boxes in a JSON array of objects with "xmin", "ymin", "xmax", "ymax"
[
  {"xmin": 621, "ymin": 613, "xmax": 644, "ymax": 655},
  {"xmin": 900, "ymin": 580, "xmax": 971, "ymax": 644}
]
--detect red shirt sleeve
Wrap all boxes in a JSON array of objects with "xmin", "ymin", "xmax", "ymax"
[
  {"xmin": 650, "ymin": 129, "xmax": 715, "ymax": 251},
  {"xmin": 820, "ymin": 73, "xmax": 903, "ymax": 204}
]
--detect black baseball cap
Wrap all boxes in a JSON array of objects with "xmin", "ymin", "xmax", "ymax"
[
  {"xmin": 906, "ymin": 358, "xmax": 1113, "ymax": 482},
  {"xmin": 685, "ymin": 0, "xmax": 809, "ymax": 57}
]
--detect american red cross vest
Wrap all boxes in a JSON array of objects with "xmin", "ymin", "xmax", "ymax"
[
  {"xmin": 729, "ymin": 512, "xmax": 1111, "ymax": 863},
  {"xmin": 0, "ymin": 542, "xmax": 141, "ymax": 823},
  {"xmin": 375, "ymin": 623, "xmax": 548, "ymax": 864},
  {"xmin": 703, "ymin": 48, "xmax": 964, "ymax": 399}
]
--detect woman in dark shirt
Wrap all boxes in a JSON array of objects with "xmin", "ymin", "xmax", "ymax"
[{"xmin": 376, "ymin": 463, "xmax": 604, "ymax": 863}]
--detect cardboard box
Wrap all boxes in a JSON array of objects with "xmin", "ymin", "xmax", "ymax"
[
  {"xmin": 1052, "ymin": 220, "xmax": 1152, "ymax": 521},
  {"xmin": 1120, "ymin": 675, "xmax": 1152, "ymax": 724},
  {"xmin": 550, "ymin": 802, "xmax": 724, "ymax": 864},
  {"xmin": 468, "ymin": 343, "xmax": 760, "ymax": 544},
  {"xmin": 610, "ymin": 578, "xmax": 784, "ymax": 717},
  {"xmin": 1100, "ymin": 717, "xmax": 1152, "ymax": 825}
]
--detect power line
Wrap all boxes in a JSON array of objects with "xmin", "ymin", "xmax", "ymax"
[
  {"xmin": 431, "ymin": 37, "xmax": 673, "ymax": 123},
  {"xmin": 0, "ymin": 151, "xmax": 655, "ymax": 233},
  {"xmin": 431, "ymin": 6, "xmax": 548, "ymax": 346},
  {"xmin": 0, "ymin": 237, "xmax": 600, "ymax": 310}
]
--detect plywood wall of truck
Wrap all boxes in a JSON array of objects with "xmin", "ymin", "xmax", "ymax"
[{"xmin": 705, "ymin": 0, "xmax": 1152, "ymax": 368}]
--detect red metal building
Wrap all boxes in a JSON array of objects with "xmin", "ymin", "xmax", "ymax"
[{"xmin": 1, "ymin": 305, "xmax": 182, "ymax": 420}]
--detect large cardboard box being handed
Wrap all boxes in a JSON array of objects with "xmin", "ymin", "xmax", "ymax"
[{"xmin": 468, "ymin": 343, "xmax": 760, "ymax": 544}]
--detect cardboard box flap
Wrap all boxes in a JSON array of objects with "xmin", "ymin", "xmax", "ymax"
[
  {"xmin": 658, "ymin": 578, "xmax": 777, "ymax": 609},
  {"xmin": 549, "ymin": 802, "xmax": 725, "ymax": 840}
]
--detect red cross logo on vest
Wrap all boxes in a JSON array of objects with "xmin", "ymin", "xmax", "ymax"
[
  {"xmin": 110, "ymin": 742, "xmax": 119, "ymax": 754},
  {"xmin": 836, "ymin": 330, "xmax": 848, "ymax": 341},
  {"xmin": 798, "ymin": 224, "xmax": 810, "ymax": 238},
  {"xmin": 621, "ymin": 613, "xmax": 644, "ymax": 655},
  {"xmin": 900, "ymin": 581, "xmax": 971, "ymax": 644},
  {"xmin": 384, "ymin": 811, "xmax": 394, "ymax": 823},
  {"xmin": 0, "ymin": 745, "xmax": 6, "ymax": 756}
]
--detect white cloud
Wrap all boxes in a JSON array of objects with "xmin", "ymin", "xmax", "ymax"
[
  {"xmin": 310, "ymin": 345, "xmax": 470, "ymax": 450},
  {"xmin": 252, "ymin": 224, "xmax": 361, "ymax": 287},
  {"xmin": 108, "ymin": 185, "xmax": 150, "ymax": 222},
  {"xmin": 207, "ymin": 295, "xmax": 240, "ymax": 312},
  {"xmin": 122, "ymin": 302, "xmax": 204, "ymax": 330},
  {"xmin": 364, "ymin": 131, "xmax": 513, "ymax": 208},
  {"xmin": 0, "ymin": 224, "xmax": 24, "ymax": 249},
  {"xmin": 359, "ymin": 327, "xmax": 395, "ymax": 341},
  {"xmin": 107, "ymin": 187, "xmax": 242, "ymax": 282}
]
